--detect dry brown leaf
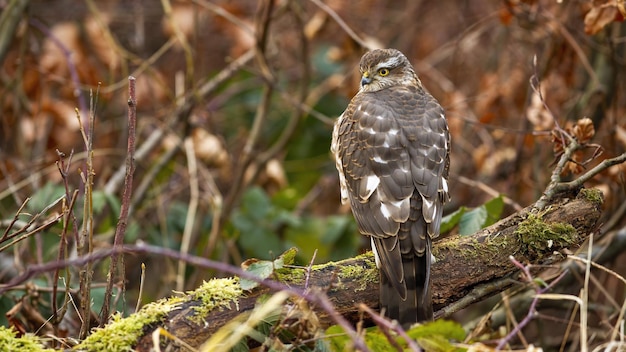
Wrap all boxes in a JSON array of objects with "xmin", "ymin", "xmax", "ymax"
[
  {"xmin": 162, "ymin": 3, "xmax": 198, "ymax": 43},
  {"xmin": 551, "ymin": 129, "xmax": 565, "ymax": 155},
  {"xmin": 527, "ymin": 88, "xmax": 553, "ymax": 130},
  {"xmin": 304, "ymin": 11, "xmax": 327, "ymax": 39},
  {"xmin": 572, "ymin": 117, "xmax": 595, "ymax": 143},
  {"xmin": 84, "ymin": 15, "xmax": 120, "ymax": 71},
  {"xmin": 134, "ymin": 71, "xmax": 169, "ymax": 110},
  {"xmin": 192, "ymin": 128, "xmax": 228, "ymax": 167},
  {"xmin": 584, "ymin": 1, "xmax": 618, "ymax": 35}
]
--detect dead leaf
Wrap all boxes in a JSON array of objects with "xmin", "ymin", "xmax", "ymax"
[
  {"xmin": 572, "ymin": 117, "xmax": 595, "ymax": 143},
  {"xmin": 584, "ymin": 2, "xmax": 618, "ymax": 35}
]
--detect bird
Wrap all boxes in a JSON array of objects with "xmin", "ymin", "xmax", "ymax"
[{"xmin": 331, "ymin": 48, "xmax": 450, "ymax": 328}]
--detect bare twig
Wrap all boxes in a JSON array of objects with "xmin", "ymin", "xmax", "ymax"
[
  {"xmin": 100, "ymin": 76, "xmax": 137, "ymax": 325},
  {"xmin": 51, "ymin": 187, "xmax": 78, "ymax": 329},
  {"xmin": 77, "ymin": 87, "xmax": 98, "ymax": 339},
  {"xmin": 1, "ymin": 198, "xmax": 30, "ymax": 242},
  {"xmin": 456, "ymin": 175, "xmax": 523, "ymax": 211}
]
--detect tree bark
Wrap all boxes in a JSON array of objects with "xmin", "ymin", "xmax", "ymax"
[{"xmin": 134, "ymin": 188, "xmax": 602, "ymax": 351}]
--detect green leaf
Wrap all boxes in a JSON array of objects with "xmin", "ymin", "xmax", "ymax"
[
  {"xmin": 407, "ymin": 320, "xmax": 467, "ymax": 352},
  {"xmin": 459, "ymin": 206, "xmax": 486, "ymax": 236},
  {"xmin": 232, "ymin": 187, "xmax": 296, "ymax": 259},
  {"xmin": 459, "ymin": 196, "xmax": 504, "ymax": 236},
  {"xmin": 482, "ymin": 195, "xmax": 504, "ymax": 228},
  {"xmin": 278, "ymin": 247, "xmax": 298, "ymax": 266},
  {"xmin": 324, "ymin": 325, "xmax": 352, "ymax": 351},
  {"xmin": 407, "ymin": 319, "xmax": 466, "ymax": 341},
  {"xmin": 440, "ymin": 206, "xmax": 466, "ymax": 233},
  {"xmin": 239, "ymin": 248, "xmax": 298, "ymax": 290},
  {"xmin": 27, "ymin": 182, "xmax": 65, "ymax": 213},
  {"xmin": 240, "ymin": 260, "xmax": 275, "ymax": 290}
]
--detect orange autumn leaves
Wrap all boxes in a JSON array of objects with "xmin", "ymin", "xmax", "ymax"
[{"xmin": 552, "ymin": 117, "xmax": 598, "ymax": 175}]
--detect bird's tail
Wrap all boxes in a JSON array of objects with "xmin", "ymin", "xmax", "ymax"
[{"xmin": 379, "ymin": 244, "xmax": 432, "ymax": 329}]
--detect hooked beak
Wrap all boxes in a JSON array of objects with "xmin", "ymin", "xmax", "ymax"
[{"xmin": 360, "ymin": 71, "xmax": 372, "ymax": 87}]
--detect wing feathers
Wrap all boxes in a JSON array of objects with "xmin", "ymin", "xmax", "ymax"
[{"xmin": 332, "ymin": 80, "xmax": 449, "ymax": 327}]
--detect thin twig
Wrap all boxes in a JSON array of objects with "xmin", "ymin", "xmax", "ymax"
[
  {"xmin": 77, "ymin": 86, "xmax": 98, "ymax": 340},
  {"xmin": 1, "ymin": 198, "xmax": 30, "ymax": 242},
  {"xmin": 135, "ymin": 263, "xmax": 146, "ymax": 313},
  {"xmin": 100, "ymin": 76, "xmax": 137, "ymax": 325}
]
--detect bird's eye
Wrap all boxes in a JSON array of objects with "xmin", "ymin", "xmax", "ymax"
[{"xmin": 378, "ymin": 68, "xmax": 390, "ymax": 76}]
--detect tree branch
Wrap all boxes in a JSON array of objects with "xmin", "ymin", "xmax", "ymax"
[{"xmin": 130, "ymin": 187, "xmax": 602, "ymax": 351}]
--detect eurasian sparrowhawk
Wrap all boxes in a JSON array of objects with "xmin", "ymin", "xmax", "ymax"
[{"xmin": 331, "ymin": 48, "xmax": 450, "ymax": 327}]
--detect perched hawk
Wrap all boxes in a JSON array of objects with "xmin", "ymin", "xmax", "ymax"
[{"xmin": 331, "ymin": 48, "xmax": 450, "ymax": 327}]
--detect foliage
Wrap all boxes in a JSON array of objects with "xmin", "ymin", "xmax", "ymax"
[
  {"xmin": 325, "ymin": 320, "xmax": 466, "ymax": 352},
  {"xmin": 0, "ymin": 326, "xmax": 55, "ymax": 352},
  {"xmin": 441, "ymin": 195, "xmax": 504, "ymax": 236},
  {"xmin": 232, "ymin": 187, "xmax": 359, "ymax": 262},
  {"xmin": 239, "ymin": 247, "xmax": 297, "ymax": 290}
]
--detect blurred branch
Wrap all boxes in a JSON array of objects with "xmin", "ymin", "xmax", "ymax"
[
  {"xmin": 161, "ymin": 0, "xmax": 194, "ymax": 86},
  {"xmin": 176, "ymin": 137, "xmax": 199, "ymax": 292},
  {"xmin": 191, "ymin": 0, "xmax": 254, "ymax": 36},
  {"xmin": 456, "ymin": 175, "xmax": 523, "ymax": 211},
  {"xmin": 30, "ymin": 19, "xmax": 88, "ymax": 122},
  {"xmin": 257, "ymin": 1, "xmax": 311, "ymax": 167},
  {"xmin": 0, "ymin": 0, "xmax": 29, "ymax": 64},
  {"xmin": 308, "ymin": 0, "xmax": 370, "ymax": 49}
]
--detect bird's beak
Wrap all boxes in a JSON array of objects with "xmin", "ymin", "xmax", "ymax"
[{"xmin": 360, "ymin": 71, "xmax": 372, "ymax": 87}]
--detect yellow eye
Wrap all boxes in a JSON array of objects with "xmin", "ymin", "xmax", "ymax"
[{"xmin": 378, "ymin": 68, "xmax": 390, "ymax": 76}]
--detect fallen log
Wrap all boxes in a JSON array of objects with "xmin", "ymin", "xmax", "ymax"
[{"xmin": 113, "ymin": 187, "xmax": 602, "ymax": 351}]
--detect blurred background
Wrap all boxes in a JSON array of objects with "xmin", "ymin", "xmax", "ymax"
[{"xmin": 0, "ymin": 0, "xmax": 625, "ymax": 349}]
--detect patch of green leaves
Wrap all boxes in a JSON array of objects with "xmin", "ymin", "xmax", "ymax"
[
  {"xmin": 441, "ymin": 195, "xmax": 504, "ymax": 236},
  {"xmin": 240, "ymin": 247, "xmax": 298, "ymax": 290},
  {"xmin": 324, "ymin": 320, "xmax": 466, "ymax": 351},
  {"xmin": 231, "ymin": 187, "xmax": 359, "ymax": 262}
]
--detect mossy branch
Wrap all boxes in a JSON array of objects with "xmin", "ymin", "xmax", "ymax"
[{"xmin": 90, "ymin": 188, "xmax": 602, "ymax": 352}]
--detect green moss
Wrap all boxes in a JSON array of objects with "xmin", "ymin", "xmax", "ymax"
[
  {"xmin": 75, "ymin": 298, "xmax": 180, "ymax": 352},
  {"xmin": 579, "ymin": 188, "xmax": 603, "ymax": 205},
  {"xmin": 187, "ymin": 277, "xmax": 242, "ymax": 324},
  {"xmin": 275, "ymin": 267, "xmax": 305, "ymax": 284},
  {"xmin": 515, "ymin": 213, "xmax": 577, "ymax": 258},
  {"xmin": 0, "ymin": 326, "xmax": 55, "ymax": 352},
  {"xmin": 338, "ymin": 257, "xmax": 378, "ymax": 291}
]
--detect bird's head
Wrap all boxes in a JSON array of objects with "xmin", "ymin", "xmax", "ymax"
[{"xmin": 358, "ymin": 48, "xmax": 421, "ymax": 92}]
